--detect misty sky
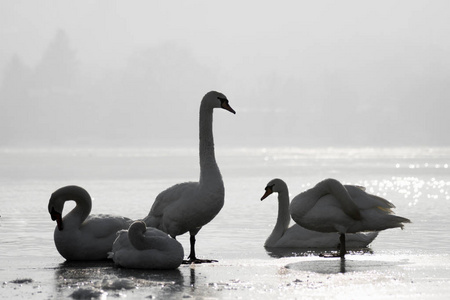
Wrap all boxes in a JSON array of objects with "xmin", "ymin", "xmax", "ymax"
[{"xmin": 1, "ymin": 1, "xmax": 450, "ymax": 147}]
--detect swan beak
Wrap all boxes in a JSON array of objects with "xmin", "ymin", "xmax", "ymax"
[
  {"xmin": 222, "ymin": 102, "xmax": 236, "ymax": 114},
  {"xmin": 50, "ymin": 207, "xmax": 64, "ymax": 231},
  {"xmin": 260, "ymin": 188, "xmax": 273, "ymax": 201}
]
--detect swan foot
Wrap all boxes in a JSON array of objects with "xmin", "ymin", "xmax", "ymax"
[
  {"xmin": 182, "ymin": 258, "xmax": 218, "ymax": 264},
  {"xmin": 319, "ymin": 253, "xmax": 345, "ymax": 259},
  {"xmin": 184, "ymin": 235, "xmax": 218, "ymax": 264},
  {"xmin": 319, "ymin": 234, "xmax": 347, "ymax": 258}
]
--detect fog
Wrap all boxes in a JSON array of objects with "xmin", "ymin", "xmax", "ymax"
[{"xmin": 1, "ymin": 0, "xmax": 450, "ymax": 147}]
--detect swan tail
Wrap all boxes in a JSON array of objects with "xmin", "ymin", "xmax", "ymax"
[
  {"xmin": 373, "ymin": 200, "xmax": 411, "ymax": 228},
  {"xmin": 372, "ymin": 214, "xmax": 411, "ymax": 231},
  {"xmin": 395, "ymin": 216, "xmax": 411, "ymax": 229},
  {"xmin": 376, "ymin": 205, "xmax": 394, "ymax": 213},
  {"xmin": 372, "ymin": 194, "xmax": 397, "ymax": 209}
]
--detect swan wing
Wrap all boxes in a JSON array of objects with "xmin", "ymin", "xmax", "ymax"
[
  {"xmin": 149, "ymin": 182, "xmax": 198, "ymax": 218},
  {"xmin": 82, "ymin": 214, "xmax": 133, "ymax": 239},
  {"xmin": 345, "ymin": 185, "xmax": 396, "ymax": 210}
]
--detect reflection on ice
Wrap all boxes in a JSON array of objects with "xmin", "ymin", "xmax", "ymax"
[
  {"xmin": 266, "ymin": 247, "xmax": 374, "ymax": 259},
  {"xmin": 54, "ymin": 261, "xmax": 185, "ymax": 299},
  {"xmin": 286, "ymin": 257, "xmax": 409, "ymax": 274}
]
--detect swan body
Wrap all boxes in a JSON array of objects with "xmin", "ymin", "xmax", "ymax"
[
  {"xmin": 48, "ymin": 185, "xmax": 133, "ymax": 261},
  {"xmin": 108, "ymin": 221, "xmax": 184, "ymax": 269},
  {"xmin": 289, "ymin": 178, "xmax": 410, "ymax": 234},
  {"xmin": 261, "ymin": 179, "xmax": 378, "ymax": 248},
  {"xmin": 143, "ymin": 91, "xmax": 235, "ymax": 263},
  {"xmin": 264, "ymin": 178, "xmax": 410, "ymax": 257}
]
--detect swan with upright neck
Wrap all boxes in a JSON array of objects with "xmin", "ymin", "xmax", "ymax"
[
  {"xmin": 263, "ymin": 178, "xmax": 410, "ymax": 258},
  {"xmin": 143, "ymin": 91, "xmax": 235, "ymax": 263},
  {"xmin": 108, "ymin": 221, "xmax": 184, "ymax": 269},
  {"xmin": 48, "ymin": 185, "xmax": 133, "ymax": 261},
  {"xmin": 261, "ymin": 178, "xmax": 378, "ymax": 249}
]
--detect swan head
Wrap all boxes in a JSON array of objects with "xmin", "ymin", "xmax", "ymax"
[
  {"xmin": 48, "ymin": 185, "xmax": 90, "ymax": 231},
  {"xmin": 128, "ymin": 221, "xmax": 147, "ymax": 235},
  {"xmin": 202, "ymin": 91, "xmax": 236, "ymax": 114},
  {"xmin": 128, "ymin": 221, "xmax": 149, "ymax": 251},
  {"xmin": 261, "ymin": 178, "xmax": 288, "ymax": 200},
  {"xmin": 49, "ymin": 206, "xmax": 63, "ymax": 230}
]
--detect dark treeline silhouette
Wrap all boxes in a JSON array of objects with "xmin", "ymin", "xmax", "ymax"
[{"xmin": 1, "ymin": 29, "xmax": 450, "ymax": 147}]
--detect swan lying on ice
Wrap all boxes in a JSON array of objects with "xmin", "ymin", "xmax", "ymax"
[{"xmin": 108, "ymin": 221, "xmax": 184, "ymax": 269}]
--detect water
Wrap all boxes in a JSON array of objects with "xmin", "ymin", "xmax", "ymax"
[{"xmin": 1, "ymin": 146, "xmax": 449, "ymax": 299}]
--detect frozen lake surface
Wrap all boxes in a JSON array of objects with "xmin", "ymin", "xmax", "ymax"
[{"xmin": 1, "ymin": 147, "xmax": 449, "ymax": 299}]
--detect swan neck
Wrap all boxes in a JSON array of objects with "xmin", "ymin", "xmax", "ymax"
[
  {"xmin": 276, "ymin": 191, "xmax": 291, "ymax": 231},
  {"xmin": 64, "ymin": 190, "xmax": 92, "ymax": 226},
  {"xmin": 266, "ymin": 190, "xmax": 290, "ymax": 246},
  {"xmin": 321, "ymin": 179, "xmax": 361, "ymax": 220},
  {"xmin": 199, "ymin": 104, "xmax": 221, "ymax": 184}
]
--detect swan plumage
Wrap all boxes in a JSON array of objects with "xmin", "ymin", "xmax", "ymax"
[
  {"xmin": 48, "ymin": 185, "xmax": 133, "ymax": 261},
  {"xmin": 108, "ymin": 221, "xmax": 184, "ymax": 269},
  {"xmin": 261, "ymin": 178, "xmax": 378, "ymax": 248},
  {"xmin": 143, "ymin": 91, "xmax": 235, "ymax": 263},
  {"xmin": 265, "ymin": 178, "xmax": 410, "ymax": 257}
]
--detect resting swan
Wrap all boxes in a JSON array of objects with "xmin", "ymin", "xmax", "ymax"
[
  {"xmin": 48, "ymin": 185, "xmax": 133, "ymax": 261},
  {"xmin": 143, "ymin": 91, "xmax": 236, "ymax": 263},
  {"xmin": 261, "ymin": 178, "xmax": 378, "ymax": 248},
  {"xmin": 284, "ymin": 178, "xmax": 410, "ymax": 258},
  {"xmin": 108, "ymin": 221, "xmax": 184, "ymax": 269}
]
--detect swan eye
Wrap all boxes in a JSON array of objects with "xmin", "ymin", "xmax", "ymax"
[
  {"xmin": 217, "ymin": 96, "xmax": 236, "ymax": 114},
  {"xmin": 218, "ymin": 96, "xmax": 228, "ymax": 104},
  {"xmin": 265, "ymin": 184, "xmax": 275, "ymax": 192}
]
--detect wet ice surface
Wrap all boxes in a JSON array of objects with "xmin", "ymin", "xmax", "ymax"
[
  {"xmin": 1, "ymin": 147, "xmax": 450, "ymax": 299},
  {"xmin": 2, "ymin": 254, "xmax": 450, "ymax": 299}
]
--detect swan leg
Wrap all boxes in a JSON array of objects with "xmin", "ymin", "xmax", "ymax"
[
  {"xmin": 188, "ymin": 234, "xmax": 197, "ymax": 260},
  {"xmin": 181, "ymin": 234, "xmax": 218, "ymax": 264},
  {"xmin": 339, "ymin": 233, "xmax": 346, "ymax": 258}
]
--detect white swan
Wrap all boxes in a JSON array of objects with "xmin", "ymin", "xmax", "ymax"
[
  {"xmin": 261, "ymin": 178, "xmax": 378, "ymax": 249},
  {"xmin": 284, "ymin": 178, "xmax": 410, "ymax": 257},
  {"xmin": 143, "ymin": 91, "xmax": 235, "ymax": 263},
  {"xmin": 108, "ymin": 221, "xmax": 184, "ymax": 269},
  {"xmin": 48, "ymin": 185, "xmax": 133, "ymax": 261}
]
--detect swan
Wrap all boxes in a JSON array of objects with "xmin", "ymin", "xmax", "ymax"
[
  {"xmin": 48, "ymin": 185, "xmax": 133, "ymax": 261},
  {"xmin": 265, "ymin": 178, "xmax": 410, "ymax": 258},
  {"xmin": 143, "ymin": 91, "xmax": 236, "ymax": 263},
  {"xmin": 261, "ymin": 178, "xmax": 378, "ymax": 249},
  {"xmin": 108, "ymin": 221, "xmax": 184, "ymax": 269}
]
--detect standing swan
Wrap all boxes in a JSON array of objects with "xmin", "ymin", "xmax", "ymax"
[
  {"xmin": 108, "ymin": 221, "xmax": 184, "ymax": 269},
  {"xmin": 286, "ymin": 178, "xmax": 410, "ymax": 258},
  {"xmin": 261, "ymin": 178, "xmax": 378, "ymax": 249},
  {"xmin": 143, "ymin": 91, "xmax": 236, "ymax": 263},
  {"xmin": 48, "ymin": 185, "xmax": 133, "ymax": 261}
]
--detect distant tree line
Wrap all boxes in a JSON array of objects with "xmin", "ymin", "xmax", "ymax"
[{"xmin": 1, "ymin": 29, "xmax": 450, "ymax": 147}]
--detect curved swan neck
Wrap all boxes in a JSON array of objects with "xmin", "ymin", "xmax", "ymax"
[
  {"xmin": 54, "ymin": 186, "xmax": 92, "ymax": 226},
  {"xmin": 199, "ymin": 102, "xmax": 222, "ymax": 185},
  {"xmin": 318, "ymin": 179, "xmax": 361, "ymax": 220}
]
